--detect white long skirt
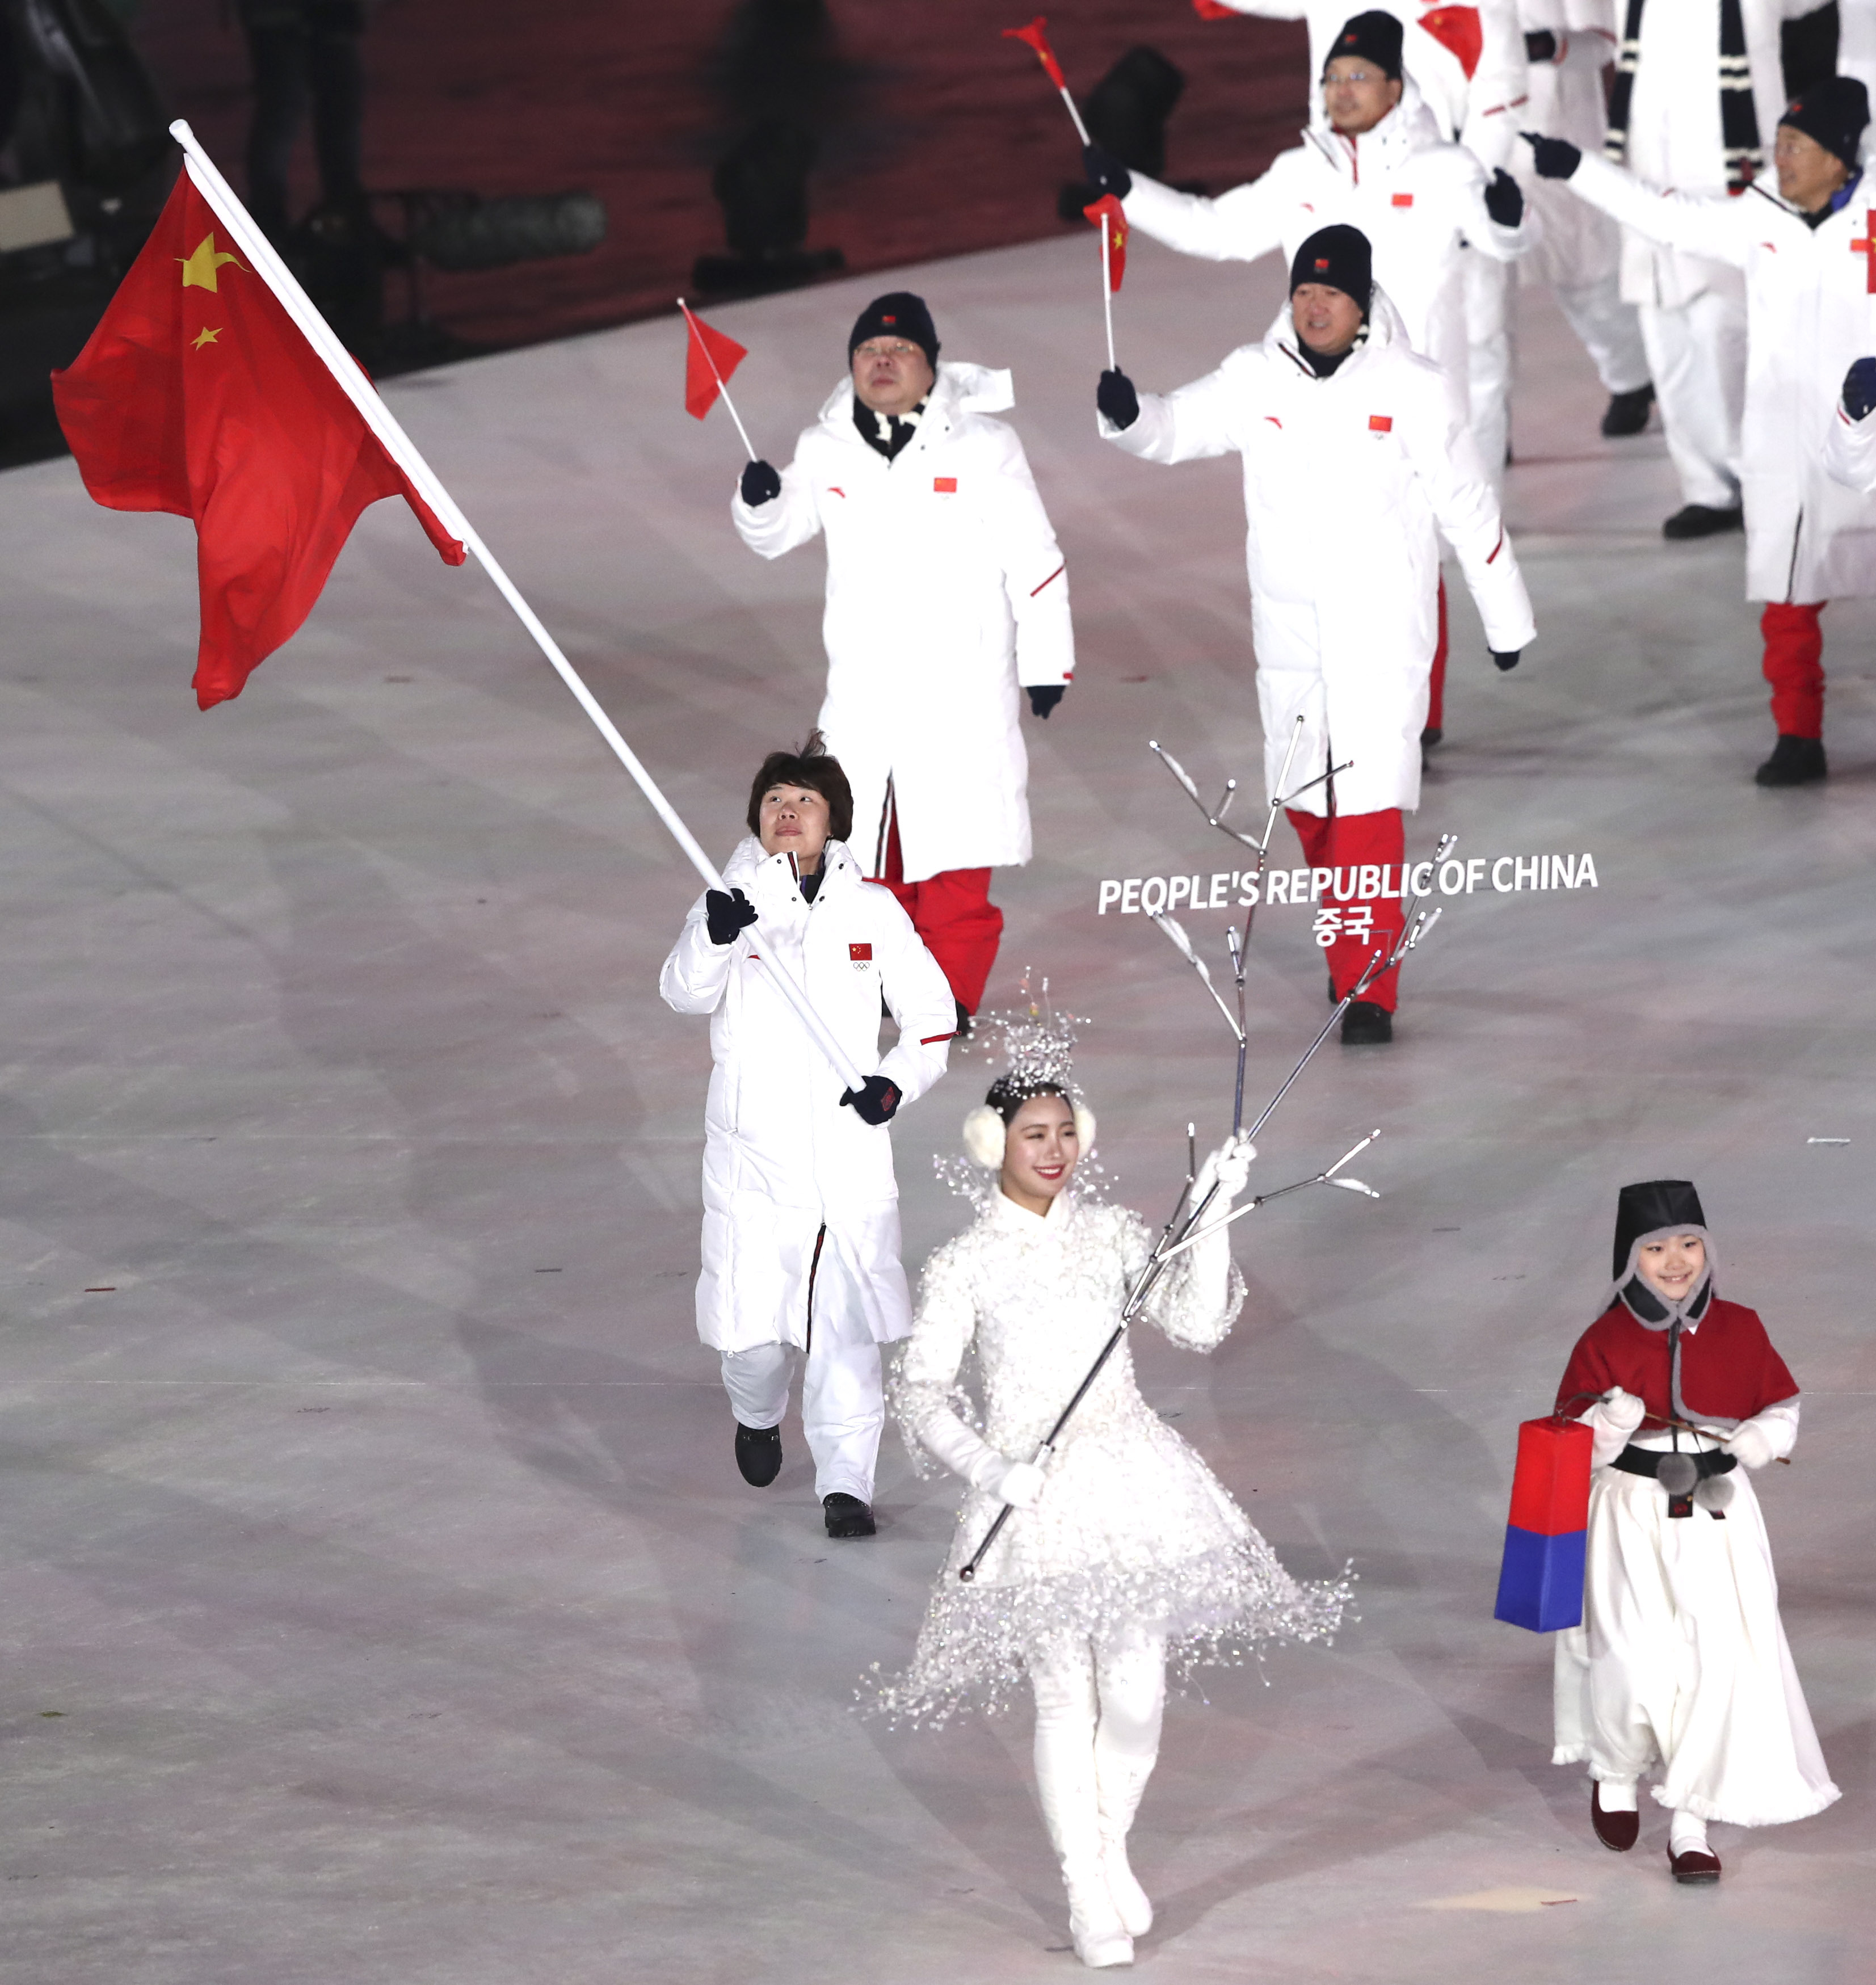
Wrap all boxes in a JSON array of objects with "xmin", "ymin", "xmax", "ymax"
[{"xmin": 1553, "ymin": 1465, "xmax": 1839, "ymax": 1827}]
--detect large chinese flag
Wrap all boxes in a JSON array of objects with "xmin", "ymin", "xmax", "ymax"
[{"xmin": 52, "ymin": 165, "xmax": 465, "ymax": 710}]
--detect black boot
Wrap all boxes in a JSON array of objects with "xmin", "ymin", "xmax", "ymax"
[
  {"xmin": 823, "ymin": 1492, "xmax": 876, "ymax": 1538},
  {"xmin": 734, "ymin": 1423, "xmax": 783, "ymax": 1487},
  {"xmin": 953, "ymin": 997, "xmax": 972, "ymax": 1040},
  {"xmin": 1600, "ymin": 382, "xmax": 1654, "ymax": 438},
  {"xmin": 1341, "ymin": 1000, "xmax": 1393, "ymax": 1045},
  {"xmin": 1420, "ymin": 724, "xmax": 1443, "ymax": 748},
  {"xmin": 1662, "ymin": 503, "xmax": 1743, "ymax": 540},
  {"xmin": 1754, "ymin": 734, "xmax": 1827, "ymax": 787}
]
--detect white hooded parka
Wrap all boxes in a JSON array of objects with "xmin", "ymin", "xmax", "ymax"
[
  {"xmin": 658, "ymin": 836, "xmax": 957, "ymax": 1355},
  {"xmin": 1101, "ymin": 291, "xmax": 1534, "ymax": 818},
  {"xmin": 730, "ymin": 363, "xmax": 1073, "ymax": 885},
  {"xmin": 1569, "ymin": 155, "xmax": 1876, "ymax": 600}
]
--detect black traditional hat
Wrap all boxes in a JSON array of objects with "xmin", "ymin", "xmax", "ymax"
[
  {"xmin": 1612, "ymin": 1178, "xmax": 1707, "ymax": 1281},
  {"xmin": 1778, "ymin": 75, "xmax": 1870, "ymax": 172},
  {"xmin": 1326, "ymin": 11, "xmax": 1405, "ymax": 80}
]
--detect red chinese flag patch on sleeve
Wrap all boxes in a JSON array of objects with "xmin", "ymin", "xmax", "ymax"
[
  {"xmin": 849, "ymin": 943, "xmax": 873, "ymax": 961},
  {"xmin": 933, "ymin": 476, "xmax": 957, "ymax": 493},
  {"xmin": 1369, "ymin": 414, "xmax": 1393, "ymax": 432},
  {"xmin": 1391, "ymin": 192, "xmax": 1414, "ymax": 207}
]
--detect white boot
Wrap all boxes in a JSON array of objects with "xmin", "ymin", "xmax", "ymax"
[
  {"xmin": 1095, "ymin": 1752, "xmax": 1155, "ymax": 1936},
  {"xmin": 1036, "ymin": 1725, "xmax": 1134, "ymax": 1966}
]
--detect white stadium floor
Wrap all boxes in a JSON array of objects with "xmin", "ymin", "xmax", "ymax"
[{"xmin": 2, "ymin": 230, "xmax": 1872, "ymax": 1982}]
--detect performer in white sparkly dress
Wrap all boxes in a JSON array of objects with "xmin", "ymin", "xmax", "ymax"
[{"xmin": 876, "ymin": 1060, "xmax": 1348, "ymax": 1968}]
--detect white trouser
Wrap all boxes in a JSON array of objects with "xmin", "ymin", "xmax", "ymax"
[
  {"xmin": 1030, "ymin": 1628, "xmax": 1167, "ymax": 1885},
  {"xmin": 1638, "ymin": 291, "xmax": 1747, "ymax": 511},
  {"xmin": 1463, "ymin": 250, "xmax": 1512, "ymax": 489},
  {"xmin": 1555, "ymin": 271, "xmax": 1651, "ymax": 397},
  {"xmin": 717, "ymin": 1236, "xmax": 883, "ymax": 1502}
]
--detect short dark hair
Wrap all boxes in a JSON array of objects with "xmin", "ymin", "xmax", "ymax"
[
  {"xmin": 746, "ymin": 731, "xmax": 855, "ymax": 843},
  {"xmin": 985, "ymin": 1076, "xmax": 1069, "ymax": 1126}
]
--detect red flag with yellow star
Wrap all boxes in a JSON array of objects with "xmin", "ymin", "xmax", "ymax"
[
  {"xmin": 1084, "ymin": 194, "xmax": 1128, "ymax": 292},
  {"xmin": 51, "ymin": 166, "xmax": 465, "ymax": 710}
]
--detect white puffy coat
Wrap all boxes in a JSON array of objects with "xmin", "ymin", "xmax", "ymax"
[
  {"xmin": 730, "ymin": 362, "xmax": 1073, "ymax": 884},
  {"xmin": 1612, "ymin": 0, "xmax": 1815, "ymax": 308},
  {"xmin": 1121, "ymin": 90, "xmax": 1529, "ymax": 396},
  {"xmin": 1202, "ymin": 0, "xmax": 1530, "ymax": 168},
  {"xmin": 1570, "ymin": 155, "xmax": 1876, "ymax": 600},
  {"xmin": 1515, "ymin": 0, "xmax": 1625, "ymax": 288},
  {"xmin": 1101, "ymin": 291, "xmax": 1535, "ymax": 817},
  {"xmin": 658, "ymin": 836, "xmax": 957, "ymax": 1353}
]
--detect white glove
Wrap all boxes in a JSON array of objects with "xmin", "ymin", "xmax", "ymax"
[
  {"xmin": 1196, "ymin": 1133, "xmax": 1256, "ymax": 1206},
  {"xmin": 1724, "ymin": 1420, "xmax": 1776, "ymax": 1471},
  {"xmin": 1600, "ymin": 1387, "xmax": 1645, "ymax": 1433},
  {"xmin": 992, "ymin": 1459, "xmax": 1047, "ymax": 1509}
]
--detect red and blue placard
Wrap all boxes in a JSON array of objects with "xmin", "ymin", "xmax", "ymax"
[{"xmin": 1493, "ymin": 1416, "xmax": 1592, "ymax": 1633}]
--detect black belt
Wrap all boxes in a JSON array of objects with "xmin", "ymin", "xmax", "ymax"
[{"xmin": 1612, "ymin": 1442, "xmax": 1735, "ymax": 1518}]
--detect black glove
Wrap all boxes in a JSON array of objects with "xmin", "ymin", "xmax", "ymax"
[
  {"xmin": 704, "ymin": 886, "xmax": 758, "ymax": 945},
  {"xmin": 1027, "ymin": 684, "xmax": 1066, "ymax": 720},
  {"xmin": 1522, "ymin": 131, "xmax": 1581, "ymax": 179},
  {"xmin": 840, "ymin": 1074, "xmax": 901, "ymax": 1125},
  {"xmin": 1083, "ymin": 143, "xmax": 1132, "ymax": 200},
  {"xmin": 1523, "ymin": 28, "xmax": 1558, "ymax": 62},
  {"xmin": 1491, "ymin": 649, "xmax": 1521, "ymax": 672},
  {"xmin": 739, "ymin": 459, "xmax": 781, "ymax": 506},
  {"xmin": 1844, "ymin": 357, "xmax": 1876, "ymax": 421},
  {"xmin": 1483, "ymin": 167, "xmax": 1524, "ymax": 226},
  {"xmin": 1098, "ymin": 368, "xmax": 1139, "ymax": 430}
]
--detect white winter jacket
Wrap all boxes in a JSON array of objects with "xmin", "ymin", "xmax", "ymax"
[
  {"xmin": 730, "ymin": 362, "xmax": 1073, "ymax": 884},
  {"xmin": 1101, "ymin": 291, "xmax": 1535, "ymax": 817},
  {"xmin": 1121, "ymin": 90, "xmax": 1529, "ymax": 394},
  {"xmin": 1515, "ymin": 0, "xmax": 1624, "ymax": 288},
  {"xmin": 1569, "ymin": 155, "xmax": 1876, "ymax": 600},
  {"xmin": 658, "ymin": 836, "xmax": 957, "ymax": 1353},
  {"xmin": 1612, "ymin": 0, "xmax": 1815, "ymax": 308},
  {"xmin": 1203, "ymin": 0, "xmax": 1530, "ymax": 169}
]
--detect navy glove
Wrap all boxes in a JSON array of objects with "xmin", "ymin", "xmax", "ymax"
[
  {"xmin": 1027, "ymin": 685, "xmax": 1066, "ymax": 720},
  {"xmin": 1843, "ymin": 357, "xmax": 1876, "ymax": 421},
  {"xmin": 1523, "ymin": 28, "xmax": 1558, "ymax": 62},
  {"xmin": 1522, "ymin": 132, "xmax": 1581, "ymax": 179},
  {"xmin": 841, "ymin": 1074, "xmax": 902, "ymax": 1125},
  {"xmin": 1484, "ymin": 167, "xmax": 1524, "ymax": 226},
  {"xmin": 1491, "ymin": 649, "xmax": 1521, "ymax": 672},
  {"xmin": 1082, "ymin": 143, "xmax": 1132, "ymax": 200},
  {"xmin": 1098, "ymin": 368, "xmax": 1139, "ymax": 430},
  {"xmin": 704, "ymin": 886, "xmax": 758, "ymax": 945},
  {"xmin": 739, "ymin": 459, "xmax": 781, "ymax": 506}
]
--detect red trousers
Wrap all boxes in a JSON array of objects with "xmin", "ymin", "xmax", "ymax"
[
  {"xmin": 1425, "ymin": 575, "xmax": 1449, "ymax": 732},
  {"xmin": 881, "ymin": 809, "xmax": 1003, "ymax": 1014},
  {"xmin": 1761, "ymin": 601, "xmax": 1825, "ymax": 738},
  {"xmin": 1286, "ymin": 806, "xmax": 1407, "ymax": 1012}
]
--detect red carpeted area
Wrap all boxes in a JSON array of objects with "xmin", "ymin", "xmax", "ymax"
[{"xmin": 131, "ymin": 0, "xmax": 1307, "ymax": 350}]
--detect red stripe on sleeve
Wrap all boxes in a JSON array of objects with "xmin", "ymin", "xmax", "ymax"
[
  {"xmin": 920, "ymin": 1031, "xmax": 958, "ymax": 1046},
  {"xmin": 1029, "ymin": 563, "xmax": 1065, "ymax": 597}
]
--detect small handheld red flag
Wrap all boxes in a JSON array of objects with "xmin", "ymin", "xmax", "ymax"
[
  {"xmin": 1003, "ymin": 16, "xmax": 1069, "ymax": 91},
  {"xmin": 681, "ymin": 305, "xmax": 748, "ymax": 420},
  {"xmin": 51, "ymin": 166, "xmax": 464, "ymax": 711},
  {"xmin": 1084, "ymin": 195, "xmax": 1128, "ymax": 292},
  {"xmin": 1191, "ymin": 0, "xmax": 1240, "ymax": 19}
]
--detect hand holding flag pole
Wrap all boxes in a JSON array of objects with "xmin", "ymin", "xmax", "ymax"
[
  {"xmin": 154, "ymin": 122, "xmax": 865, "ymax": 1095},
  {"xmin": 678, "ymin": 298, "xmax": 758, "ymax": 460},
  {"xmin": 1002, "ymin": 18, "xmax": 1092, "ymax": 144}
]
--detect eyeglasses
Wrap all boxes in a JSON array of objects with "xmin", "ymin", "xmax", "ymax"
[{"xmin": 855, "ymin": 340, "xmax": 923, "ymax": 360}]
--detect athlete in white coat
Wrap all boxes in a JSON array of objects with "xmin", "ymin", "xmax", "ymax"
[
  {"xmin": 1530, "ymin": 77, "xmax": 1876, "ymax": 784},
  {"xmin": 732, "ymin": 293, "xmax": 1074, "ymax": 1028},
  {"xmin": 1096, "ymin": 226, "xmax": 1535, "ymax": 1044},
  {"xmin": 659, "ymin": 736, "xmax": 958, "ymax": 1538},
  {"xmin": 1599, "ymin": 0, "xmax": 1824, "ymax": 537},
  {"xmin": 1515, "ymin": 0, "xmax": 1655, "ymax": 431}
]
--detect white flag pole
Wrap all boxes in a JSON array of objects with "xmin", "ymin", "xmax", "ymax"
[
  {"xmin": 1058, "ymin": 83, "xmax": 1093, "ymax": 146},
  {"xmin": 677, "ymin": 297, "xmax": 758, "ymax": 462},
  {"xmin": 166, "ymin": 120, "xmax": 867, "ymax": 1095},
  {"xmin": 1099, "ymin": 219, "xmax": 1116, "ymax": 371}
]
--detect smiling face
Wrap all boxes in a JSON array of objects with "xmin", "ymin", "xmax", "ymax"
[
  {"xmin": 1292, "ymin": 281, "xmax": 1366, "ymax": 356},
  {"xmin": 999, "ymin": 1092, "xmax": 1080, "ymax": 1216},
  {"xmin": 1322, "ymin": 54, "xmax": 1403, "ymax": 137},
  {"xmin": 1774, "ymin": 122, "xmax": 1851, "ymax": 211},
  {"xmin": 1634, "ymin": 1233, "xmax": 1706, "ymax": 1305},
  {"xmin": 756, "ymin": 783, "xmax": 831, "ymax": 869},
  {"xmin": 852, "ymin": 338, "xmax": 935, "ymax": 418}
]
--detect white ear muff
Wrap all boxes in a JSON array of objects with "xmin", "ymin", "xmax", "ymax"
[
  {"xmin": 1073, "ymin": 1106, "xmax": 1096, "ymax": 1153},
  {"xmin": 962, "ymin": 1105, "xmax": 1007, "ymax": 1168}
]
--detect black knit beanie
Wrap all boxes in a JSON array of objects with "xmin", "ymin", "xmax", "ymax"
[
  {"xmin": 1778, "ymin": 75, "xmax": 1870, "ymax": 173},
  {"xmin": 1325, "ymin": 10, "xmax": 1404, "ymax": 80},
  {"xmin": 848, "ymin": 292, "xmax": 940, "ymax": 369},
  {"xmin": 1289, "ymin": 224, "xmax": 1373, "ymax": 306}
]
